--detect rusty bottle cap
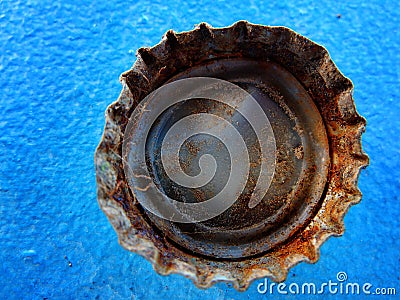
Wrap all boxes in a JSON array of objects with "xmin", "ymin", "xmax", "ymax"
[{"xmin": 95, "ymin": 21, "xmax": 369, "ymax": 290}]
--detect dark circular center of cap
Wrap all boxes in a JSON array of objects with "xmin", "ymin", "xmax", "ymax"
[{"xmin": 130, "ymin": 58, "xmax": 329, "ymax": 259}]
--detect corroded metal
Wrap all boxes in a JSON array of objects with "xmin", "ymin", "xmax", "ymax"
[{"xmin": 95, "ymin": 21, "xmax": 369, "ymax": 291}]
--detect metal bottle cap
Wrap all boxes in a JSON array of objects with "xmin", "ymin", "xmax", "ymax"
[{"xmin": 95, "ymin": 21, "xmax": 368, "ymax": 290}]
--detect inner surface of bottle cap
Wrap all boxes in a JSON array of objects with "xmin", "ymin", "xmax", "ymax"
[{"xmin": 125, "ymin": 58, "xmax": 330, "ymax": 259}]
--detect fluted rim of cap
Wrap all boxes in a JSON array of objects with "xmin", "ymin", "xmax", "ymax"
[{"xmin": 95, "ymin": 21, "xmax": 369, "ymax": 291}]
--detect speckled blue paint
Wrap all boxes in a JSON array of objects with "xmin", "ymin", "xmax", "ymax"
[{"xmin": 0, "ymin": 0, "xmax": 399, "ymax": 299}]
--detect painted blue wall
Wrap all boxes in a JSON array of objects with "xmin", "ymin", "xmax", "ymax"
[{"xmin": 1, "ymin": 0, "xmax": 398, "ymax": 299}]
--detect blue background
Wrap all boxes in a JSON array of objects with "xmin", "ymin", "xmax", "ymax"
[{"xmin": 1, "ymin": 0, "xmax": 399, "ymax": 299}]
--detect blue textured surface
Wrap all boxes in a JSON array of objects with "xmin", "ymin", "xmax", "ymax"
[{"xmin": 1, "ymin": 0, "xmax": 399, "ymax": 299}]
